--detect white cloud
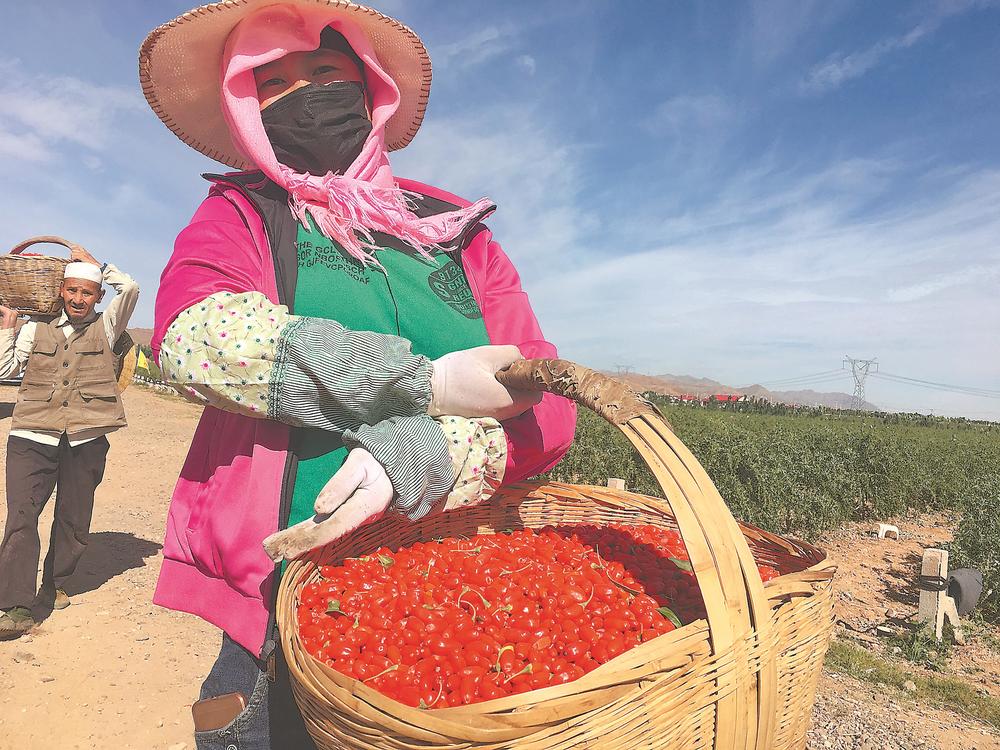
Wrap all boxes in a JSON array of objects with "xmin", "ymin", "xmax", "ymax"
[
  {"xmin": 0, "ymin": 127, "xmax": 50, "ymax": 162},
  {"xmin": 887, "ymin": 264, "xmax": 1000, "ymax": 302},
  {"xmin": 516, "ymin": 55, "xmax": 537, "ymax": 76},
  {"xmin": 0, "ymin": 60, "xmax": 144, "ymax": 155},
  {"xmin": 800, "ymin": 0, "xmax": 995, "ymax": 94},
  {"xmin": 748, "ymin": 0, "xmax": 847, "ymax": 68},
  {"xmin": 639, "ymin": 94, "xmax": 741, "ymax": 180},
  {"xmin": 433, "ymin": 26, "xmax": 512, "ymax": 69},
  {"xmin": 644, "ymin": 94, "xmax": 732, "ymax": 135},
  {"xmin": 392, "ymin": 103, "xmax": 592, "ymax": 282},
  {"xmin": 801, "ymin": 31, "xmax": 928, "ymax": 95},
  {"xmin": 737, "ymin": 290, "xmax": 861, "ymax": 306}
]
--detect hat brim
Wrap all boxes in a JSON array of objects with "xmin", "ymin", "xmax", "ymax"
[{"xmin": 139, "ymin": 0, "xmax": 431, "ymax": 170}]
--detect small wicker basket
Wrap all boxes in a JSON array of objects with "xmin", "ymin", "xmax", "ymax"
[
  {"xmin": 277, "ymin": 359, "xmax": 836, "ymax": 750},
  {"xmin": 0, "ymin": 236, "xmax": 77, "ymax": 316}
]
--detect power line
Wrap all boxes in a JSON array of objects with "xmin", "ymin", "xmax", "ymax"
[
  {"xmin": 875, "ymin": 371, "xmax": 1000, "ymax": 397},
  {"xmin": 758, "ymin": 369, "xmax": 844, "ymax": 386},
  {"xmin": 756, "ymin": 374, "xmax": 853, "ymax": 390},
  {"xmin": 871, "ymin": 373, "xmax": 1000, "ymax": 400},
  {"xmin": 765, "ymin": 374, "xmax": 853, "ymax": 390}
]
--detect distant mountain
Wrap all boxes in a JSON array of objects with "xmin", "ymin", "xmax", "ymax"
[
  {"xmin": 739, "ymin": 384, "xmax": 877, "ymax": 411},
  {"xmin": 656, "ymin": 373, "xmax": 729, "ymax": 390},
  {"xmin": 608, "ymin": 371, "xmax": 878, "ymax": 411}
]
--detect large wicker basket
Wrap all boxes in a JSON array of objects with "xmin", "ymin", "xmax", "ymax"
[
  {"xmin": 278, "ymin": 359, "xmax": 836, "ymax": 750},
  {"xmin": 0, "ymin": 236, "xmax": 77, "ymax": 316}
]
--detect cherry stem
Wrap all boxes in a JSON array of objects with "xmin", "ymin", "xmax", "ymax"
[
  {"xmin": 456, "ymin": 589, "xmax": 478, "ymax": 620},
  {"xmin": 591, "ymin": 549, "xmax": 643, "ymax": 596},
  {"xmin": 424, "ymin": 678, "xmax": 444, "ymax": 708},
  {"xmin": 459, "ymin": 586, "xmax": 491, "ymax": 609},
  {"xmin": 503, "ymin": 663, "xmax": 533, "ymax": 684},
  {"xmin": 362, "ymin": 664, "xmax": 399, "ymax": 682},
  {"xmin": 500, "ymin": 563, "xmax": 531, "ymax": 576},
  {"xmin": 489, "ymin": 604, "xmax": 513, "ymax": 618}
]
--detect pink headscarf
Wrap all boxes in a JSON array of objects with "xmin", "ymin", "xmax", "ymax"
[{"xmin": 220, "ymin": 4, "xmax": 494, "ymax": 264}]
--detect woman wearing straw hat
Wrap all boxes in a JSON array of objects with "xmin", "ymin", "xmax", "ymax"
[{"xmin": 140, "ymin": 1, "xmax": 576, "ymax": 746}]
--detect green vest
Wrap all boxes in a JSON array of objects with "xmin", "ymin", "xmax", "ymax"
[{"xmin": 289, "ymin": 222, "xmax": 490, "ymax": 527}]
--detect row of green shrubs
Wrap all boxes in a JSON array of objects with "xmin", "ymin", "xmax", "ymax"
[
  {"xmin": 949, "ymin": 482, "xmax": 999, "ymax": 622},
  {"xmin": 539, "ymin": 399, "xmax": 999, "ymax": 621}
]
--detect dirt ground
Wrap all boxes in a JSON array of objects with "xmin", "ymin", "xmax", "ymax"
[
  {"xmin": 0, "ymin": 384, "xmax": 997, "ymax": 749},
  {"xmin": 807, "ymin": 517, "xmax": 1000, "ymax": 750},
  {"xmin": 0, "ymin": 385, "xmax": 216, "ymax": 750},
  {"xmin": 821, "ymin": 515, "xmax": 1000, "ymax": 699}
]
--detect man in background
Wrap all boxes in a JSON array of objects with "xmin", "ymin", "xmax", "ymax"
[{"xmin": 0, "ymin": 247, "xmax": 139, "ymax": 639}]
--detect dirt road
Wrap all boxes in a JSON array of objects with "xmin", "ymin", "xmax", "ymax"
[
  {"xmin": 0, "ymin": 385, "xmax": 216, "ymax": 749},
  {"xmin": 0, "ymin": 384, "xmax": 997, "ymax": 749}
]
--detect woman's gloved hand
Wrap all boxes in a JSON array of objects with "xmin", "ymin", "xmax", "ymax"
[
  {"xmin": 428, "ymin": 345, "xmax": 541, "ymax": 420},
  {"xmin": 262, "ymin": 448, "xmax": 392, "ymax": 562},
  {"xmin": 314, "ymin": 447, "xmax": 393, "ymax": 516}
]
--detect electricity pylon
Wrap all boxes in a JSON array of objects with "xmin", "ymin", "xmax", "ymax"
[{"xmin": 843, "ymin": 356, "xmax": 878, "ymax": 410}]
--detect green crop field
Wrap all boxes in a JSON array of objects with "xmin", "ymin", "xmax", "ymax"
[{"xmin": 540, "ymin": 397, "xmax": 1000, "ymax": 621}]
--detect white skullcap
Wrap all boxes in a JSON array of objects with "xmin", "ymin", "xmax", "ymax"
[{"xmin": 64, "ymin": 262, "xmax": 103, "ymax": 285}]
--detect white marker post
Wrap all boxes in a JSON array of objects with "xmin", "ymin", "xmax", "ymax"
[{"xmin": 916, "ymin": 548, "xmax": 965, "ymax": 644}]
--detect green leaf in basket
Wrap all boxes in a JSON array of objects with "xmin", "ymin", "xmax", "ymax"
[
  {"xmin": 657, "ymin": 606, "xmax": 683, "ymax": 628},
  {"xmin": 326, "ymin": 599, "xmax": 344, "ymax": 615},
  {"xmin": 668, "ymin": 556, "xmax": 693, "ymax": 572},
  {"xmin": 377, "ymin": 554, "xmax": 395, "ymax": 569}
]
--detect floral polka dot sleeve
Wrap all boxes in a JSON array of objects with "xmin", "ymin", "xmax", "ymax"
[
  {"xmin": 158, "ymin": 291, "xmax": 434, "ymax": 430},
  {"xmin": 439, "ymin": 417, "xmax": 507, "ymax": 513}
]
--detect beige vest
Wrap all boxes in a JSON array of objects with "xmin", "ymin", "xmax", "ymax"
[{"xmin": 12, "ymin": 314, "xmax": 128, "ymax": 435}]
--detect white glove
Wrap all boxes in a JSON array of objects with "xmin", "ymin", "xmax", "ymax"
[
  {"xmin": 428, "ymin": 345, "xmax": 541, "ymax": 420},
  {"xmin": 262, "ymin": 448, "xmax": 392, "ymax": 562}
]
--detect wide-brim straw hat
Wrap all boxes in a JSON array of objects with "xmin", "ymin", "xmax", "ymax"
[{"xmin": 139, "ymin": 0, "xmax": 432, "ymax": 170}]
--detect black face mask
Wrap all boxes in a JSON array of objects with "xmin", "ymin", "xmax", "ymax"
[{"xmin": 260, "ymin": 81, "xmax": 372, "ymax": 176}]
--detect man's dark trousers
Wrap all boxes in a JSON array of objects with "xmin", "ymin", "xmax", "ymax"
[{"xmin": 0, "ymin": 434, "xmax": 110, "ymax": 610}]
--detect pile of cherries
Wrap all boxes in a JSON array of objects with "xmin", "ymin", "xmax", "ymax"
[{"xmin": 296, "ymin": 523, "xmax": 780, "ymax": 708}]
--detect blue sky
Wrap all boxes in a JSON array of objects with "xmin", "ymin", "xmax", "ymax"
[{"xmin": 1, "ymin": 0, "xmax": 998, "ymax": 418}]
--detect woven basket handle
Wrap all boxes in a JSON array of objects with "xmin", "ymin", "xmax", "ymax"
[
  {"xmin": 497, "ymin": 356, "xmax": 779, "ymax": 748},
  {"xmin": 9, "ymin": 236, "xmax": 85, "ymax": 257},
  {"xmin": 497, "ymin": 358, "xmax": 664, "ymax": 426}
]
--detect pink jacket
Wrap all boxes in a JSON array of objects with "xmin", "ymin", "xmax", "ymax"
[{"xmin": 151, "ymin": 176, "xmax": 577, "ymax": 655}]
